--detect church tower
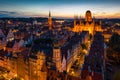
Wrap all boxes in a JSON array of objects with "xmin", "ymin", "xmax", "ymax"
[
  {"xmin": 85, "ymin": 10, "xmax": 92, "ymax": 22},
  {"xmin": 73, "ymin": 10, "xmax": 102, "ymax": 35},
  {"xmin": 48, "ymin": 11, "xmax": 52, "ymax": 30},
  {"xmin": 53, "ymin": 48, "xmax": 62, "ymax": 72},
  {"xmin": 73, "ymin": 15, "xmax": 80, "ymax": 32}
]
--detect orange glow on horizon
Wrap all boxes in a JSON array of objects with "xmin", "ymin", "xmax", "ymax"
[
  {"xmin": 18, "ymin": 8, "xmax": 120, "ymax": 19},
  {"xmin": 30, "ymin": 13, "xmax": 120, "ymax": 19}
]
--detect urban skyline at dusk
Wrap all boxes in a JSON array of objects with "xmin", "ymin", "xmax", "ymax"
[
  {"xmin": 0, "ymin": 0, "xmax": 120, "ymax": 18},
  {"xmin": 0, "ymin": 0, "xmax": 120, "ymax": 80}
]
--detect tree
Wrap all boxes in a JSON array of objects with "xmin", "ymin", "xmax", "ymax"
[
  {"xmin": 113, "ymin": 69, "xmax": 120, "ymax": 80},
  {"xmin": 107, "ymin": 33, "xmax": 120, "ymax": 65},
  {"xmin": 109, "ymin": 33, "xmax": 120, "ymax": 48}
]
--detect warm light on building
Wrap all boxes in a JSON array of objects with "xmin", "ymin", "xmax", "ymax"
[
  {"xmin": 48, "ymin": 11, "xmax": 52, "ymax": 30},
  {"xmin": 73, "ymin": 10, "xmax": 103, "ymax": 35}
]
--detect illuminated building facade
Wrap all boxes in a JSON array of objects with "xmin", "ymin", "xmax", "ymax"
[
  {"xmin": 73, "ymin": 10, "xmax": 102, "ymax": 35},
  {"xmin": 0, "ymin": 10, "xmax": 108, "ymax": 80},
  {"xmin": 6, "ymin": 29, "xmax": 14, "ymax": 42},
  {"xmin": 17, "ymin": 53, "xmax": 29, "ymax": 80},
  {"xmin": 53, "ymin": 47, "xmax": 62, "ymax": 72},
  {"xmin": 29, "ymin": 51, "xmax": 46, "ymax": 80}
]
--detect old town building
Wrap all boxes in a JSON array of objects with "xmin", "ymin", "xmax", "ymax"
[{"xmin": 73, "ymin": 10, "xmax": 102, "ymax": 35}]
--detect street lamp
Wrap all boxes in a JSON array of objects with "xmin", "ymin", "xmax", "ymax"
[
  {"xmin": 83, "ymin": 49, "xmax": 88, "ymax": 55},
  {"xmin": 71, "ymin": 71, "xmax": 74, "ymax": 76}
]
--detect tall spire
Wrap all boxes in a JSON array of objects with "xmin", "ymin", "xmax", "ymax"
[
  {"xmin": 93, "ymin": 16, "xmax": 95, "ymax": 22},
  {"xmin": 85, "ymin": 10, "xmax": 92, "ymax": 22},
  {"xmin": 100, "ymin": 19, "xmax": 102, "ymax": 25},
  {"xmin": 74, "ymin": 14, "xmax": 77, "ymax": 26},
  {"xmin": 48, "ymin": 11, "xmax": 52, "ymax": 30},
  {"xmin": 74, "ymin": 14, "xmax": 78, "ymax": 19},
  {"xmin": 49, "ymin": 11, "xmax": 51, "ymax": 17},
  {"xmin": 80, "ymin": 15, "xmax": 81, "ymax": 19},
  {"xmin": 93, "ymin": 16, "xmax": 95, "ymax": 36},
  {"xmin": 74, "ymin": 14, "xmax": 75, "ymax": 19},
  {"xmin": 80, "ymin": 15, "xmax": 82, "ymax": 24}
]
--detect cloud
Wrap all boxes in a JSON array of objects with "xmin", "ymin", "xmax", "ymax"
[
  {"xmin": 0, "ymin": 14, "xmax": 10, "ymax": 17},
  {"xmin": 0, "ymin": 11, "xmax": 44, "ymax": 18},
  {"xmin": 0, "ymin": 11, "xmax": 18, "ymax": 14},
  {"xmin": 0, "ymin": 10, "xmax": 120, "ymax": 18},
  {"xmin": 0, "ymin": 11, "xmax": 26, "ymax": 17}
]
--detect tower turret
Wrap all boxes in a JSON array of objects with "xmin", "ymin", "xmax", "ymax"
[
  {"xmin": 74, "ymin": 15, "xmax": 77, "ymax": 26},
  {"xmin": 48, "ymin": 11, "xmax": 52, "ymax": 30},
  {"xmin": 80, "ymin": 15, "xmax": 82, "ymax": 24},
  {"xmin": 100, "ymin": 19, "xmax": 102, "ymax": 25},
  {"xmin": 85, "ymin": 10, "xmax": 92, "ymax": 22}
]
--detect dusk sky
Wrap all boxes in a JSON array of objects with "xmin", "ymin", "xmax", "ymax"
[{"xmin": 0, "ymin": 0, "xmax": 120, "ymax": 18}]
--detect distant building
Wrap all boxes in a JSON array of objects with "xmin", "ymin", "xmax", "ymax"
[
  {"xmin": 114, "ymin": 25, "xmax": 120, "ymax": 35},
  {"xmin": 33, "ymin": 20, "xmax": 38, "ymax": 25},
  {"xmin": 0, "ymin": 29, "xmax": 6, "ymax": 50},
  {"xmin": 48, "ymin": 11, "xmax": 52, "ymax": 30},
  {"xmin": 6, "ymin": 29, "xmax": 14, "ymax": 42},
  {"xmin": 103, "ymin": 30, "xmax": 112, "ymax": 42},
  {"xmin": 73, "ymin": 10, "xmax": 102, "ymax": 35}
]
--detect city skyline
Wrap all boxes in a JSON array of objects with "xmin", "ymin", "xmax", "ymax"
[
  {"xmin": 0, "ymin": 1, "xmax": 120, "ymax": 80},
  {"xmin": 0, "ymin": 0, "xmax": 120, "ymax": 18}
]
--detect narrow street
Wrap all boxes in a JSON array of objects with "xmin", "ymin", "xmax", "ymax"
[{"xmin": 68, "ymin": 40, "xmax": 92, "ymax": 77}]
